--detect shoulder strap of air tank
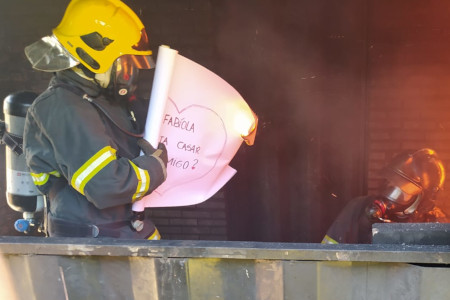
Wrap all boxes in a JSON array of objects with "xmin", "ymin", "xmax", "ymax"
[
  {"xmin": 50, "ymin": 82, "xmax": 86, "ymax": 98},
  {"xmin": 2, "ymin": 132, "xmax": 23, "ymax": 155},
  {"xmin": 0, "ymin": 119, "xmax": 24, "ymax": 156},
  {"xmin": 0, "ymin": 119, "xmax": 4, "ymax": 141},
  {"xmin": 51, "ymin": 82, "xmax": 144, "ymax": 138}
]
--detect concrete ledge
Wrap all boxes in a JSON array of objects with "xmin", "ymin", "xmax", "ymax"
[
  {"xmin": 1, "ymin": 236, "xmax": 450, "ymax": 264},
  {"xmin": 373, "ymin": 223, "xmax": 450, "ymax": 245}
]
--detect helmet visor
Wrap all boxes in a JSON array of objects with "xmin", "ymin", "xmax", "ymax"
[
  {"xmin": 132, "ymin": 29, "xmax": 151, "ymax": 52},
  {"xmin": 382, "ymin": 173, "xmax": 423, "ymax": 205},
  {"xmin": 114, "ymin": 55, "xmax": 139, "ymax": 93},
  {"xmin": 127, "ymin": 54, "xmax": 155, "ymax": 70},
  {"xmin": 111, "ymin": 54, "xmax": 154, "ymax": 99},
  {"xmin": 24, "ymin": 35, "xmax": 79, "ymax": 72}
]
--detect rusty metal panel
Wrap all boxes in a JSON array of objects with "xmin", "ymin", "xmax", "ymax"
[{"xmin": 0, "ymin": 237, "xmax": 450, "ymax": 300}]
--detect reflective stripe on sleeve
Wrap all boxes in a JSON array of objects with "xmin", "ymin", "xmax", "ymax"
[
  {"xmin": 49, "ymin": 170, "xmax": 61, "ymax": 177},
  {"xmin": 71, "ymin": 146, "xmax": 117, "ymax": 195},
  {"xmin": 30, "ymin": 170, "xmax": 61, "ymax": 186},
  {"xmin": 321, "ymin": 234, "xmax": 339, "ymax": 244},
  {"xmin": 147, "ymin": 228, "xmax": 161, "ymax": 240},
  {"xmin": 129, "ymin": 160, "xmax": 150, "ymax": 202},
  {"xmin": 30, "ymin": 172, "xmax": 50, "ymax": 186}
]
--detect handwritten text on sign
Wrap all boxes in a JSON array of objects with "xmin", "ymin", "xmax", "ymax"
[
  {"xmin": 158, "ymin": 99, "xmax": 227, "ymax": 188},
  {"xmin": 135, "ymin": 51, "xmax": 255, "ymax": 209}
]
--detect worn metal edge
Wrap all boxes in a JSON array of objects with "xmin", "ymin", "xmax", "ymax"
[{"xmin": 0, "ymin": 236, "xmax": 449, "ymax": 264}]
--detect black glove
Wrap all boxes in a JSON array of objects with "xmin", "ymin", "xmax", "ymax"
[{"xmin": 137, "ymin": 139, "xmax": 168, "ymax": 179}]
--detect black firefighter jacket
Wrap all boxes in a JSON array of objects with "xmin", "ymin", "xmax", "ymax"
[
  {"xmin": 321, "ymin": 195, "xmax": 375, "ymax": 244},
  {"xmin": 321, "ymin": 194, "xmax": 448, "ymax": 244},
  {"xmin": 23, "ymin": 69, "xmax": 165, "ymax": 238}
]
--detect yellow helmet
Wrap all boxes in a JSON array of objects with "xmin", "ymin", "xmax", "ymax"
[
  {"xmin": 54, "ymin": 0, "xmax": 152, "ymax": 73},
  {"xmin": 26, "ymin": 0, "xmax": 152, "ymax": 73}
]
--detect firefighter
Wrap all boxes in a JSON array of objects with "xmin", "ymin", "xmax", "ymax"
[
  {"xmin": 322, "ymin": 148, "xmax": 447, "ymax": 244},
  {"xmin": 22, "ymin": 0, "xmax": 167, "ymax": 239}
]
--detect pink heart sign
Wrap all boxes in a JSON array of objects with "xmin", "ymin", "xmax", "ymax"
[
  {"xmin": 137, "ymin": 53, "xmax": 256, "ymax": 208},
  {"xmin": 157, "ymin": 98, "xmax": 228, "ymax": 192}
]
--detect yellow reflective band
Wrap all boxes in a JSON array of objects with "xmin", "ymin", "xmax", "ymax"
[
  {"xmin": 30, "ymin": 172, "xmax": 49, "ymax": 186},
  {"xmin": 49, "ymin": 170, "xmax": 61, "ymax": 177},
  {"xmin": 71, "ymin": 146, "xmax": 117, "ymax": 195},
  {"xmin": 129, "ymin": 161, "xmax": 150, "ymax": 202},
  {"xmin": 321, "ymin": 235, "xmax": 339, "ymax": 244},
  {"xmin": 147, "ymin": 228, "xmax": 161, "ymax": 240}
]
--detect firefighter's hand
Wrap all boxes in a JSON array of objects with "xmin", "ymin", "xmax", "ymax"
[{"xmin": 137, "ymin": 139, "xmax": 168, "ymax": 178}]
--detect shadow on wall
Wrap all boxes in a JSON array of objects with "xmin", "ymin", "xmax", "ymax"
[{"xmin": 216, "ymin": 1, "xmax": 368, "ymax": 242}]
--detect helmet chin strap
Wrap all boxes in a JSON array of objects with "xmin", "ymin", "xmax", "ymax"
[
  {"xmin": 73, "ymin": 62, "xmax": 135, "ymax": 102},
  {"xmin": 72, "ymin": 66, "xmax": 94, "ymax": 81},
  {"xmin": 72, "ymin": 65, "xmax": 112, "ymax": 89},
  {"xmin": 94, "ymin": 66, "xmax": 112, "ymax": 88}
]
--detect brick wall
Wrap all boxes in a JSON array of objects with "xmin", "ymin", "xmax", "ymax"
[
  {"xmin": 0, "ymin": 0, "xmax": 228, "ymax": 240},
  {"xmin": 2, "ymin": 0, "xmax": 449, "ymax": 242},
  {"xmin": 148, "ymin": 191, "xmax": 227, "ymax": 240},
  {"xmin": 366, "ymin": 0, "xmax": 450, "ymax": 215}
]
